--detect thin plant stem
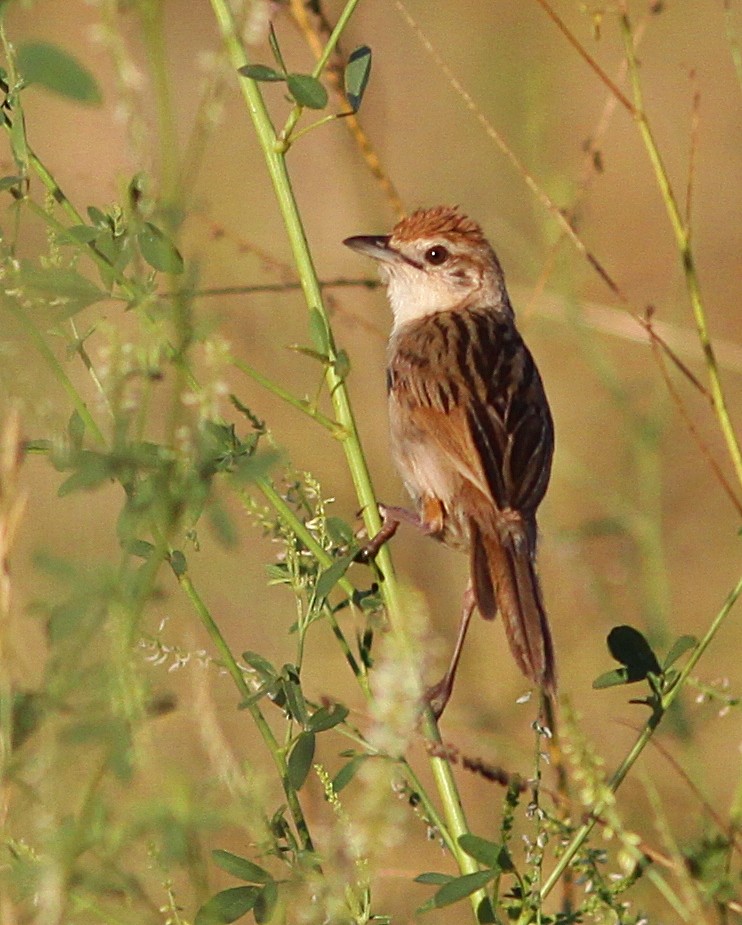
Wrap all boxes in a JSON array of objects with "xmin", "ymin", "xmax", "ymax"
[
  {"xmin": 620, "ymin": 10, "xmax": 742, "ymax": 497},
  {"xmin": 9, "ymin": 303, "xmax": 105, "ymax": 446},
  {"xmin": 174, "ymin": 561, "xmax": 316, "ymax": 854},
  {"xmin": 541, "ymin": 571, "xmax": 742, "ymax": 899},
  {"xmin": 231, "ymin": 356, "xmax": 347, "ymax": 438}
]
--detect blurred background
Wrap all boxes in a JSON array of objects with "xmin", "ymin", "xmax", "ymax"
[{"xmin": 2, "ymin": 0, "xmax": 742, "ymax": 921}]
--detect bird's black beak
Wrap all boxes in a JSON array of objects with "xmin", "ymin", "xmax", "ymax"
[{"xmin": 342, "ymin": 234, "xmax": 399, "ymax": 263}]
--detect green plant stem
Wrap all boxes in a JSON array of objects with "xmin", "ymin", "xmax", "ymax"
[
  {"xmin": 252, "ymin": 477, "xmax": 369, "ymax": 696},
  {"xmin": 232, "ymin": 356, "xmax": 347, "ymax": 438},
  {"xmin": 209, "ymin": 1, "xmax": 482, "ymax": 914},
  {"xmin": 10, "ymin": 303, "xmax": 105, "ymax": 445},
  {"xmin": 541, "ymin": 571, "xmax": 742, "ymax": 900},
  {"xmin": 174, "ymin": 561, "xmax": 316, "ymax": 854},
  {"xmin": 621, "ymin": 11, "xmax": 742, "ymax": 497}
]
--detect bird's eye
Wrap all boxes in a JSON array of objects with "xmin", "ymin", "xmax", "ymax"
[{"xmin": 424, "ymin": 245, "xmax": 449, "ymax": 266}]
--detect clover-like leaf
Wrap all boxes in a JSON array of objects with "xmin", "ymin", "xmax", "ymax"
[
  {"xmin": 138, "ymin": 222, "xmax": 184, "ymax": 274},
  {"xmin": 17, "ymin": 42, "xmax": 102, "ymax": 104},
  {"xmin": 606, "ymin": 625, "xmax": 661, "ymax": 682},
  {"xmin": 287, "ymin": 731, "xmax": 316, "ymax": 790},
  {"xmin": 287, "ymin": 73, "xmax": 328, "ymax": 110}
]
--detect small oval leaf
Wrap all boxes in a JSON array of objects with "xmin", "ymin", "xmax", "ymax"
[
  {"xmin": 212, "ymin": 849, "xmax": 271, "ymax": 884},
  {"xmin": 315, "ymin": 553, "xmax": 355, "ymax": 600},
  {"xmin": 253, "ymin": 881, "xmax": 279, "ymax": 925},
  {"xmin": 458, "ymin": 833, "xmax": 504, "ymax": 870},
  {"xmin": 138, "ymin": 222, "xmax": 184, "ymax": 274},
  {"xmin": 195, "ymin": 886, "xmax": 260, "ymax": 925},
  {"xmin": 307, "ymin": 702, "xmax": 349, "ymax": 733},
  {"xmin": 332, "ymin": 754, "xmax": 366, "ymax": 793},
  {"xmin": 607, "ymin": 625, "xmax": 661, "ymax": 681},
  {"xmin": 432, "ymin": 870, "xmax": 496, "ymax": 908},
  {"xmin": 663, "ymin": 634, "xmax": 698, "ymax": 669},
  {"xmin": 287, "ymin": 731, "xmax": 315, "ymax": 790},
  {"xmin": 238, "ymin": 64, "xmax": 285, "ymax": 82},
  {"xmin": 286, "ymin": 73, "xmax": 328, "ymax": 110},
  {"xmin": 17, "ymin": 42, "xmax": 102, "ymax": 104}
]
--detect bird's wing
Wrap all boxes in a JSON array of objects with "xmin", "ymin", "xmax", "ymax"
[{"xmin": 388, "ymin": 309, "xmax": 553, "ymax": 515}]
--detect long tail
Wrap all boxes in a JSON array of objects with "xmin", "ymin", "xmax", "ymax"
[{"xmin": 470, "ymin": 517, "xmax": 556, "ymax": 695}]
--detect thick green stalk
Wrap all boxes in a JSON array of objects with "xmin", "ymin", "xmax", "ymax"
[{"xmin": 208, "ymin": 0, "xmax": 481, "ymax": 913}]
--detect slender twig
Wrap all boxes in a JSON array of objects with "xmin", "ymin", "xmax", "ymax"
[
  {"xmin": 231, "ymin": 356, "xmax": 348, "ymax": 438},
  {"xmin": 620, "ymin": 10, "xmax": 742, "ymax": 496},
  {"xmin": 532, "ymin": 0, "xmax": 635, "ymax": 114}
]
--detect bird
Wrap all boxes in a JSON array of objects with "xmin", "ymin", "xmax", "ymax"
[{"xmin": 343, "ymin": 205, "xmax": 556, "ymax": 717}]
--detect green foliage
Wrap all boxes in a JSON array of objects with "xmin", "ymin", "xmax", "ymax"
[{"xmin": 16, "ymin": 41, "xmax": 102, "ymax": 104}]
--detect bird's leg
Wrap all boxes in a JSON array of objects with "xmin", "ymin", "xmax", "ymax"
[
  {"xmin": 356, "ymin": 497, "xmax": 444, "ymax": 562},
  {"xmin": 426, "ymin": 583, "xmax": 476, "ymax": 719}
]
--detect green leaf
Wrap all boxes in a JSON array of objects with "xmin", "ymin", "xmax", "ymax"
[
  {"xmin": 344, "ymin": 45, "xmax": 372, "ymax": 112},
  {"xmin": 332, "ymin": 754, "xmax": 366, "ymax": 792},
  {"xmin": 325, "ymin": 516, "xmax": 355, "ymax": 546},
  {"xmin": 169, "ymin": 549, "xmax": 187, "ymax": 577},
  {"xmin": 242, "ymin": 651, "xmax": 277, "ymax": 683},
  {"xmin": 17, "ymin": 42, "xmax": 102, "ymax": 104},
  {"xmin": 137, "ymin": 222, "xmax": 184, "ymax": 274},
  {"xmin": 315, "ymin": 553, "xmax": 355, "ymax": 600},
  {"xmin": 57, "ymin": 451, "xmax": 111, "ymax": 495},
  {"xmin": 287, "ymin": 731, "xmax": 315, "ymax": 790},
  {"xmin": 280, "ymin": 664, "xmax": 310, "ymax": 725},
  {"xmin": 592, "ymin": 667, "xmax": 630, "ymax": 689},
  {"xmin": 432, "ymin": 870, "xmax": 496, "ymax": 908},
  {"xmin": 17, "ymin": 263, "xmax": 107, "ymax": 317},
  {"xmin": 87, "ymin": 205, "xmax": 108, "ymax": 227},
  {"xmin": 663, "ymin": 634, "xmax": 698, "ymax": 669},
  {"xmin": 233, "ymin": 449, "xmax": 281, "ymax": 484},
  {"xmin": 476, "ymin": 895, "xmax": 497, "ymax": 924},
  {"xmin": 63, "ymin": 224, "xmax": 99, "ymax": 244},
  {"xmin": 414, "ymin": 872, "xmax": 455, "ymax": 885},
  {"xmin": 606, "ymin": 625, "xmax": 661, "ymax": 681},
  {"xmin": 253, "ymin": 880, "xmax": 278, "ymax": 924},
  {"xmin": 195, "ymin": 886, "xmax": 260, "ymax": 925},
  {"xmin": 124, "ymin": 538, "xmax": 155, "ymax": 559},
  {"xmin": 11, "ymin": 691, "xmax": 46, "ymax": 749},
  {"xmin": 67, "ymin": 410, "xmax": 85, "ymax": 450},
  {"xmin": 308, "ymin": 307, "xmax": 330, "ymax": 353},
  {"xmin": 286, "ymin": 73, "xmax": 328, "ymax": 110},
  {"xmin": 207, "ymin": 501, "xmax": 238, "ymax": 548},
  {"xmin": 212, "ymin": 850, "xmax": 271, "ymax": 884},
  {"xmin": 458, "ymin": 834, "xmax": 506, "ymax": 870},
  {"xmin": 307, "ymin": 702, "xmax": 348, "ymax": 733},
  {"xmin": 333, "ymin": 349, "xmax": 351, "ymax": 381},
  {"xmin": 238, "ymin": 64, "xmax": 285, "ymax": 82}
]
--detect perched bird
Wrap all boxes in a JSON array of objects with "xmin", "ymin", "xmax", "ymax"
[{"xmin": 344, "ymin": 206, "xmax": 556, "ymax": 716}]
